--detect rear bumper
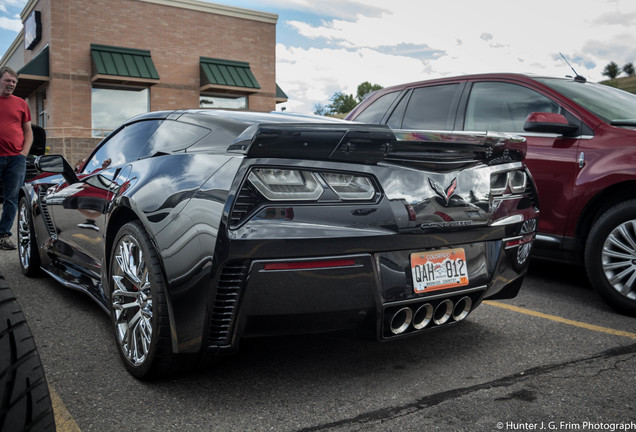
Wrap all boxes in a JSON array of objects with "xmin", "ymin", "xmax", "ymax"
[{"xmin": 209, "ymin": 234, "xmax": 532, "ymax": 349}]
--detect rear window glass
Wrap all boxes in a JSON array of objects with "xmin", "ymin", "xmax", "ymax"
[
  {"xmin": 82, "ymin": 120, "xmax": 162, "ymax": 174},
  {"xmin": 353, "ymin": 91, "xmax": 400, "ymax": 123},
  {"xmin": 400, "ymin": 84, "xmax": 459, "ymax": 130},
  {"xmin": 146, "ymin": 120, "xmax": 211, "ymax": 154}
]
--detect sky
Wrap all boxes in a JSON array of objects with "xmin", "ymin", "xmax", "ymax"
[{"xmin": 1, "ymin": 0, "xmax": 636, "ymax": 113}]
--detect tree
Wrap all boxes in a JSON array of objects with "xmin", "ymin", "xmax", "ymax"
[
  {"xmin": 313, "ymin": 103, "xmax": 328, "ymax": 116},
  {"xmin": 313, "ymin": 92, "xmax": 355, "ymax": 116},
  {"xmin": 356, "ymin": 81, "xmax": 383, "ymax": 102},
  {"xmin": 313, "ymin": 81, "xmax": 384, "ymax": 116},
  {"xmin": 602, "ymin": 61, "xmax": 621, "ymax": 79},
  {"xmin": 327, "ymin": 92, "xmax": 358, "ymax": 115},
  {"xmin": 623, "ymin": 62, "xmax": 635, "ymax": 76}
]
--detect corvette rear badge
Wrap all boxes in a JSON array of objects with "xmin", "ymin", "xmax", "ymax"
[{"xmin": 429, "ymin": 177, "xmax": 457, "ymax": 206}]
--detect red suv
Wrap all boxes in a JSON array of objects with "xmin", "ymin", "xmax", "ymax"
[{"xmin": 346, "ymin": 73, "xmax": 636, "ymax": 315}]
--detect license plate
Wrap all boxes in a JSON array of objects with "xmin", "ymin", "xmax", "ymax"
[{"xmin": 410, "ymin": 248, "xmax": 469, "ymax": 293}]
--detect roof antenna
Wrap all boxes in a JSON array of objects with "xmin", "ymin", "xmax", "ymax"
[{"xmin": 559, "ymin": 52, "xmax": 586, "ymax": 83}]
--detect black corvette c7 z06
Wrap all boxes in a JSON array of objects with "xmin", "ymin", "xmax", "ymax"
[{"xmin": 17, "ymin": 110, "xmax": 538, "ymax": 379}]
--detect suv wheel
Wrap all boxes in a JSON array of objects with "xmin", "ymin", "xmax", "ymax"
[{"xmin": 585, "ymin": 199, "xmax": 636, "ymax": 315}]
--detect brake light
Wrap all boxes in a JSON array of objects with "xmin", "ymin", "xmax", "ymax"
[
  {"xmin": 504, "ymin": 233, "xmax": 535, "ymax": 249},
  {"xmin": 264, "ymin": 259, "xmax": 356, "ymax": 270}
]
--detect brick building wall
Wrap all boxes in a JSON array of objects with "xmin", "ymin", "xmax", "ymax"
[{"xmin": 18, "ymin": 0, "xmax": 278, "ymax": 163}]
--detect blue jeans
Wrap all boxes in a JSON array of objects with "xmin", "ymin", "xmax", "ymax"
[{"xmin": 0, "ymin": 155, "xmax": 26, "ymax": 237}]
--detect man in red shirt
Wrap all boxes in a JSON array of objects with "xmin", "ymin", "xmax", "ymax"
[{"xmin": 0, "ymin": 66, "xmax": 33, "ymax": 250}]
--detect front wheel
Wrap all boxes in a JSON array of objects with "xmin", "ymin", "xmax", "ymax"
[
  {"xmin": 109, "ymin": 221, "xmax": 176, "ymax": 379},
  {"xmin": 585, "ymin": 199, "xmax": 636, "ymax": 315}
]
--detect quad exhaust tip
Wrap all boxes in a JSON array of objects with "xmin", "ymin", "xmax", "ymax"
[
  {"xmin": 452, "ymin": 296, "xmax": 472, "ymax": 321},
  {"xmin": 388, "ymin": 296, "xmax": 474, "ymax": 335},
  {"xmin": 433, "ymin": 299, "xmax": 453, "ymax": 325},
  {"xmin": 413, "ymin": 303, "xmax": 433, "ymax": 330},
  {"xmin": 389, "ymin": 307, "xmax": 413, "ymax": 335}
]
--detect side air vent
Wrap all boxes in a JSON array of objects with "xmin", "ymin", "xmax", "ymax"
[
  {"xmin": 38, "ymin": 187, "xmax": 57, "ymax": 239},
  {"xmin": 526, "ymin": 182, "xmax": 538, "ymax": 209},
  {"xmin": 229, "ymin": 182, "xmax": 261, "ymax": 227},
  {"xmin": 207, "ymin": 261, "xmax": 249, "ymax": 347}
]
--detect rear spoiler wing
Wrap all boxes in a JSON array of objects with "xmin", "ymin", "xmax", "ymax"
[{"xmin": 228, "ymin": 123, "xmax": 526, "ymax": 167}]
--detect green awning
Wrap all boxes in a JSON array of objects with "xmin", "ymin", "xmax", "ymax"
[
  {"xmin": 15, "ymin": 45, "xmax": 49, "ymax": 98},
  {"xmin": 91, "ymin": 44, "xmax": 159, "ymax": 85},
  {"xmin": 200, "ymin": 57, "xmax": 260, "ymax": 94},
  {"xmin": 275, "ymin": 83, "xmax": 288, "ymax": 103}
]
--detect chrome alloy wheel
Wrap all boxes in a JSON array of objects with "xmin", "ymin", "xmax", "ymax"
[
  {"xmin": 17, "ymin": 202, "xmax": 32, "ymax": 269},
  {"xmin": 516, "ymin": 218, "xmax": 537, "ymax": 266},
  {"xmin": 601, "ymin": 219, "xmax": 636, "ymax": 301},
  {"xmin": 111, "ymin": 234, "xmax": 153, "ymax": 366}
]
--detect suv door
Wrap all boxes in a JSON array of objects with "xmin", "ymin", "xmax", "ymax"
[{"xmin": 459, "ymin": 80, "xmax": 583, "ymax": 238}]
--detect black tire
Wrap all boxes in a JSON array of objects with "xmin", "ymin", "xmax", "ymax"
[
  {"xmin": 17, "ymin": 197, "xmax": 41, "ymax": 277},
  {"xmin": 0, "ymin": 274, "xmax": 55, "ymax": 432},
  {"xmin": 585, "ymin": 199, "xmax": 636, "ymax": 316},
  {"xmin": 109, "ymin": 221, "xmax": 179, "ymax": 379}
]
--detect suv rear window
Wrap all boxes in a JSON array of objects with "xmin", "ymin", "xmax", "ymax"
[
  {"xmin": 354, "ymin": 91, "xmax": 400, "ymax": 123},
  {"xmin": 393, "ymin": 84, "xmax": 459, "ymax": 130}
]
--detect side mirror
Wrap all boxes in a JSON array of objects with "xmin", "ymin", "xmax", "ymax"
[
  {"xmin": 35, "ymin": 155, "xmax": 79, "ymax": 185},
  {"xmin": 524, "ymin": 112, "xmax": 579, "ymax": 137}
]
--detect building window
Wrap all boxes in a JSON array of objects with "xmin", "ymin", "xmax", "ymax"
[
  {"xmin": 199, "ymin": 94, "xmax": 247, "ymax": 110},
  {"xmin": 37, "ymin": 89, "xmax": 47, "ymax": 128},
  {"xmin": 91, "ymin": 86, "xmax": 149, "ymax": 137}
]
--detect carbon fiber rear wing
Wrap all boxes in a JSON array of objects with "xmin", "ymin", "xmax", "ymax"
[{"xmin": 228, "ymin": 123, "xmax": 526, "ymax": 168}]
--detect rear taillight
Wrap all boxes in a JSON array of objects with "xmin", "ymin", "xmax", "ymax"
[
  {"xmin": 491, "ymin": 169, "xmax": 527, "ymax": 196},
  {"xmin": 248, "ymin": 169, "xmax": 323, "ymax": 201},
  {"xmin": 247, "ymin": 168, "xmax": 377, "ymax": 202}
]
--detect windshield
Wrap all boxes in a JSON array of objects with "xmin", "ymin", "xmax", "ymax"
[{"xmin": 536, "ymin": 77, "xmax": 636, "ymax": 124}]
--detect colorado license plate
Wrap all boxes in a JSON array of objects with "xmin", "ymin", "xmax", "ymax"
[{"xmin": 411, "ymin": 248, "xmax": 469, "ymax": 293}]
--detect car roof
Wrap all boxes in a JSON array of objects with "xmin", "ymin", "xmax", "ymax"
[
  {"xmin": 346, "ymin": 73, "xmax": 585, "ymax": 121},
  {"xmin": 127, "ymin": 109, "xmax": 352, "ymax": 127},
  {"xmin": 376, "ymin": 72, "xmax": 576, "ymax": 92},
  {"xmin": 118, "ymin": 109, "xmax": 360, "ymax": 155}
]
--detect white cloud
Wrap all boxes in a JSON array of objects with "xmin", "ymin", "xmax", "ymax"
[
  {"xmin": 275, "ymin": 0, "xmax": 636, "ymax": 113},
  {"xmin": 0, "ymin": 14, "xmax": 21, "ymax": 32},
  {"xmin": 276, "ymin": 44, "xmax": 427, "ymax": 113},
  {"xmin": 0, "ymin": 0, "xmax": 26, "ymax": 32}
]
